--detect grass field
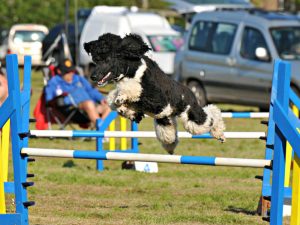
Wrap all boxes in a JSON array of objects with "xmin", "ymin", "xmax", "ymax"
[{"xmin": 5, "ymin": 69, "xmax": 289, "ymax": 225}]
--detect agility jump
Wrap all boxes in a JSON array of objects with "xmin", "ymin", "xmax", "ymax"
[{"xmin": 0, "ymin": 55, "xmax": 299, "ymax": 225}]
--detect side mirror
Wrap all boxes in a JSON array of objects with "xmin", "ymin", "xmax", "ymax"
[{"xmin": 255, "ymin": 47, "xmax": 270, "ymax": 61}]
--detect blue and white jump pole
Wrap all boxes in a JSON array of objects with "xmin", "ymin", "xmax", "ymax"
[
  {"xmin": 21, "ymin": 148, "xmax": 271, "ymax": 168},
  {"xmin": 221, "ymin": 112, "xmax": 269, "ymax": 118},
  {"xmin": 29, "ymin": 130, "xmax": 266, "ymax": 139}
]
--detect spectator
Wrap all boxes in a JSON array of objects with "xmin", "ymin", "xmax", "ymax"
[
  {"xmin": 0, "ymin": 68, "xmax": 8, "ymax": 107},
  {"xmin": 45, "ymin": 59, "xmax": 110, "ymax": 127}
]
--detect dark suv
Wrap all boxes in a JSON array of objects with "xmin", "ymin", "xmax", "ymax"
[{"xmin": 174, "ymin": 9, "xmax": 300, "ymax": 110}]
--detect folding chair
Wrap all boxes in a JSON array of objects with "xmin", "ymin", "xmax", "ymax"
[{"xmin": 34, "ymin": 28, "xmax": 90, "ymax": 130}]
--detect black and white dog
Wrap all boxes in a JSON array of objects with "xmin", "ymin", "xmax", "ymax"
[{"xmin": 84, "ymin": 33, "xmax": 225, "ymax": 154}]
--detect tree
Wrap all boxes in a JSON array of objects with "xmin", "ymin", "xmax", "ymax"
[{"xmin": 0, "ymin": 0, "xmax": 169, "ymax": 29}]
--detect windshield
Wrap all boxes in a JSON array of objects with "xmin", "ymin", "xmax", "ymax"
[
  {"xmin": 13, "ymin": 30, "xmax": 46, "ymax": 43},
  {"xmin": 147, "ymin": 35, "xmax": 184, "ymax": 52},
  {"xmin": 270, "ymin": 27, "xmax": 300, "ymax": 60}
]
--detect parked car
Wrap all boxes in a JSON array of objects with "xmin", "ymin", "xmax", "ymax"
[
  {"xmin": 5, "ymin": 24, "xmax": 48, "ymax": 66},
  {"xmin": 174, "ymin": 9, "xmax": 300, "ymax": 110},
  {"xmin": 79, "ymin": 6, "xmax": 183, "ymax": 75},
  {"xmin": 165, "ymin": 0, "xmax": 253, "ymax": 27}
]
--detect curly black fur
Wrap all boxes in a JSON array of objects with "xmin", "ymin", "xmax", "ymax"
[{"xmin": 84, "ymin": 33, "xmax": 225, "ymax": 154}]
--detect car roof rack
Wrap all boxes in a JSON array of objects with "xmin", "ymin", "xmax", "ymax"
[{"xmin": 215, "ymin": 7, "xmax": 299, "ymax": 20}]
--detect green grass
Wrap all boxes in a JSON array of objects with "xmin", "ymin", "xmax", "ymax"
[{"xmin": 5, "ymin": 70, "xmax": 289, "ymax": 224}]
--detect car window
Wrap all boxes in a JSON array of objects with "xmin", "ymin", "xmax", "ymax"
[
  {"xmin": 240, "ymin": 26, "xmax": 270, "ymax": 61},
  {"xmin": 188, "ymin": 20, "xmax": 236, "ymax": 55},
  {"xmin": 270, "ymin": 26, "xmax": 300, "ymax": 60},
  {"xmin": 147, "ymin": 35, "xmax": 184, "ymax": 52},
  {"xmin": 13, "ymin": 30, "xmax": 46, "ymax": 43}
]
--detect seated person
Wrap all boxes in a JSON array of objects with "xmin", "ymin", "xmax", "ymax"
[
  {"xmin": 0, "ymin": 68, "xmax": 8, "ymax": 107},
  {"xmin": 45, "ymin": 59, "xmax": 111, "ymax": 127}
]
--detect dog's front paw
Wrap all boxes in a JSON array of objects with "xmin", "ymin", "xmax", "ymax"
[
  {"xmin": 132, "ymin": 113, "xmax": 144, "ymax": 123},
  {"xmin": 116, "ymin": 107, "xmax": 126, "ymax": 117},
  {"xmin": 115, "ymin": 94, "xmax": 127, "ymax": 105},
  {"xmin": 116, "ymin": 105, "xmax": 137, "ymax": 122}
]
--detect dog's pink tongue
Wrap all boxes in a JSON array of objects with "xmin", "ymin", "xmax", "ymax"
[{"xmin": 99, "ymin": 72, "xmax": 111, "ymax": 84}]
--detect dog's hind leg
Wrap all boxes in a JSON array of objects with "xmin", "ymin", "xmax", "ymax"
[
  {"xmin": 203, "ymin": 105, "xmax": 226, "ymax": 142},
  {"xmin": 180, "ymin": 105, "xmax": 225, "ymax": 142},
  {"xmin": 154, "ymin": 117, "xmax": 178, "ymax": 154}
]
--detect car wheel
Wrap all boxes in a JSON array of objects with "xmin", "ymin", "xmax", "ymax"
[{"xmin": 187, "ymin": 81, "xmax": 207, "ymax": 107}]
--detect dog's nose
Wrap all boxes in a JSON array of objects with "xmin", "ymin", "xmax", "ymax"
[{"xmin": 90, "ymin": 73, "xmax": 98, "ymax": 82}]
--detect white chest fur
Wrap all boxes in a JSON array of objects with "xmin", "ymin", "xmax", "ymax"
[{"xmin": 116, "ymin": 59, "xmax": 147, "ymax": 102}]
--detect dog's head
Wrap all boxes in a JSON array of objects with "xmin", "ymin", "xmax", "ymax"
[{"xmin": 84, "ymin": 33, "xmax": 151, "ymax": 86}]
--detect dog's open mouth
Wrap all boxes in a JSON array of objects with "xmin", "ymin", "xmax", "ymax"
[{"xmin": 97, "ymin": 72, "xmax": 112, "ymax": 86}]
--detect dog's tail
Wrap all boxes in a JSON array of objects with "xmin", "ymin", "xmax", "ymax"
[{"xmin": 203, "ymin": 104, "xmax": 226, "ymax": 143}]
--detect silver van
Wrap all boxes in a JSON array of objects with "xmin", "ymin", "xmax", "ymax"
[{"xmin": 174, "ymin": 9, "xmax": 300, "ymax": 110}]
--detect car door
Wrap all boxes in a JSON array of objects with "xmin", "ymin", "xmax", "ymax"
[
  {"xmin": 235, "ymin": 25, "xmax": 273, "ymax": 107},
  {"xmin": 181, "ymin": 20, "xmax": 240, "ymax": 102}
]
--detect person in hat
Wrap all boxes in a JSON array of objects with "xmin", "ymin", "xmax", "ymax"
[{"xmin": 45, "ymin": 59, "xmax": 111, "ymax": 126}]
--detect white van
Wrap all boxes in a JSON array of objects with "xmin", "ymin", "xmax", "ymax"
[
  {"xmin": 6, "ymin": 24, "xmax": 48, "ymax": 66},
  {"xmin": 79, "ymin": 6, "xmax": 183, "ymax": 75}
]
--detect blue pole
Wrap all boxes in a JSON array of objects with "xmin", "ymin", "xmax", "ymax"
[
  {"xmin": 96, "ymin": 111, "xmax": 118, "ymax": 171},
  {"xmin": 96, "ymin": 118, "xmax": 104, "ymax": 171},
  {"xmin": 131, "ymin": 121, "xmax": 139, "ymax": 153},
  {"xmin": 7, "ymin": 54, "xmax": 30, "ymax": 224},
  {"xmin": 261, "ymin": 60, "xmax": 278, "ymax": 216},
  {"xmin": 270, "ymin": 60, "xmax": 290, "ymax": 225}
]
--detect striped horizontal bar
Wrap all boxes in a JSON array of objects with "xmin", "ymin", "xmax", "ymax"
[
  {"xmin": 143, "ymin": 112, "xmax": 269, "ymax": 118},
  {"xmin": 21, "ymin": 148, "xmax": 271, "ymax": 168},
  {"xmin": 221, "ymin": 112, "xmax": 269, "ymax": 118},
  {"xmin": 30, "ymin": 130, "xmax": 266, "ymax": 139}
]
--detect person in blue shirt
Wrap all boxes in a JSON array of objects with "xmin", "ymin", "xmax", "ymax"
[{"xmin": 45, "ymin": 59, "xmax": 111, "ymax": 126}]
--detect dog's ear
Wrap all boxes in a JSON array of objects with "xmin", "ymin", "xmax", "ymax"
[
  {"xmin": 83, "ymin": 40, "xmax": 103, "ymax": 63},
  {"xmin": 120, "ymin": 34, "xmax": 151, "ymax": 59},
  {"xmin": 83, "ymin": 41, "xmax": 95, "ymax": 55}
]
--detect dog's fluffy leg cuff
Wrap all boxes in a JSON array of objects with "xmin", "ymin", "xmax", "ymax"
[
  {"xmin": 154, "ymin": 118, "xmax": 178, "ymax": 154},
  {"xmin": 107, "ymin": 89, "xmax": 118, "ymax": 110},
  {"xmin": 203, "ymin": 104, "xmax": 226, "ymax": 142}
]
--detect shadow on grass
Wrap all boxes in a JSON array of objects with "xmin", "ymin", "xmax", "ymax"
[
  {"xmin": 225, "ymin": 205, "xmax": 257, "ymax": 216},
  {"xmin": 63, "ymin": 160, "xmax": 76, "ymax": 168}
]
